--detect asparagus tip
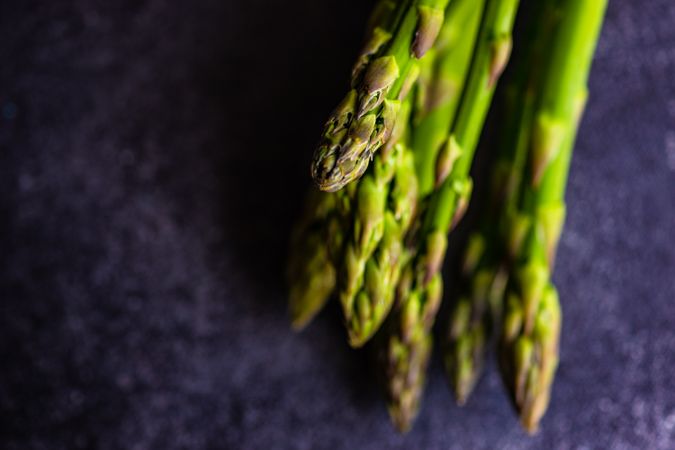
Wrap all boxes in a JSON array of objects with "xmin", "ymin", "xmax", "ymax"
[{"xmin": 412, "ymin": 6, "xmax": 445, "ymax": 58}]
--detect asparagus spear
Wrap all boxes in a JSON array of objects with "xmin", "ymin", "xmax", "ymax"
[
  {"xmin": 288, "ymin": 181, "xmax": 358, "ymax": 330},
  {"xmin": 499, "ymin": 0, "xmax": 607, "ymax": 433},
  {"xmin": 311, "ymin": 0, "xmax": 451, "ymax": 193},
  {"xmin": 341, "ymin": 141, "xmax": 419, "ymax": 347},
  {"xmin": 287, "ymin": 191, "xmax": 339, "ymax": 330},
  {"xmin": 411, "ymin": 0, "xmax": 484, "ymax": 196},
  {"xmin": 443, "ymin": 0, "xmax": 558, "ymax": 405},
  {"xmin": 378, "ymin": 0, "xmax": 485, "ymax": 428},
  {"xmin": 383, "ymin": 0, "xmax": 519, "ymax": 431},
  {"xmin": 338, "ymin": 102, "xmax": 414, "ymax": 345}
]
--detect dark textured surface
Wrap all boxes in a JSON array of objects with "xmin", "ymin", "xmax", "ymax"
[{"xmin": 1, "ymin": 1, "xmax": 674, "ymax": 449}]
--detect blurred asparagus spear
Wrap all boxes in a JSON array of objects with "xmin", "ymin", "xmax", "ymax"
[
  {"xmin": 443, "ymin": 0, "xmax": 557, "ymax": 405},
  {"xmin": 498, "ymin": 0, "xmax": 607, "ymax": 433},
  {"xmin": 382, "ymin": 0, "xmax": 519, "ymax": 431},
  {"xmin": 287, "ymin": 186, "xmax": 357, "ymax": 329}
]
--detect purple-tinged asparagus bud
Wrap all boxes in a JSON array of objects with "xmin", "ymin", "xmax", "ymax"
[
  {"xmin": 412, "ymin": 6, "xmax": 445, "ymax": 58},
  {"xmin": 382, "ymin": 99, "xmax": 411, "ymax": 156},
  {"xmin": 312, "ymin": 92, "xmax": 371, "ymax": 192},
  {"xmin": 312, "ymin": 150, "xmax": 336, "ymax": 183},
  {"xmin": 370, "ymin": 99, "xmax": 401, "ymax": 155},
  {"xmin": 450, "ymin": 178, "xmax": 473, "ymax": 230},
  {"xmin": 348, "ymin": 113, "xmax": 378, "ymax": 147},
  {"xmin": 531, "ymin": 113, "xmax": 565, "ymax": 186},
  {"xmin": 358, "ymin": 56, "xmax": 399, "ymax": 118},
  {"xmin": 435, "ymin": 135, "xmax": 462, "ymax": 188},
  {"xmin": 324, "ymin": 89, "xmax": 358, "ymax": 136},
  {"xmin": 423, "ymin": 229, "xmax": 447, "ymax": 284},
  {"xmin": 488, "ymin": 34, "xmax": 512, "ymax": 88},
  {"xmin": 319, "ymin": 114, "xmax": 375, "ymax": 187}
]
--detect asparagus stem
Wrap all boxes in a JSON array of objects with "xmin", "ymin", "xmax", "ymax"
[
  {"xmin": 499, "ymin": 0, "xmax": 607, "ymax": 433},
  {"xmin": 443, "ymin": 0, "xmax": 558, "ymax": 405},
  {"xmin": 382, "ymin": 0, "xmax": 520, "ymax": 432},
  {"xmin": 426, "ymin": 0, "xmax": 519, "ymax": 234},
  {"xmin": 412, "ymin": 0, "xmax": 484, "ymax": 196}
]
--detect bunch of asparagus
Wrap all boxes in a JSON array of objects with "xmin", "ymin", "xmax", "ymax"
[{"xmin": 289, "ymin": 0, "xmax": 606, "ymax": 434}]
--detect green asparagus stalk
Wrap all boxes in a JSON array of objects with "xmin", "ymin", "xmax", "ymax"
[
  {"xmin": 443, "ymin": 228, "xmax": 509, "ymax": 404},
  {"xmin": 338, "ymin": 98, "xmax": 416, "ymax": 347},
  {"xmin": 499, "ymin": 0, "xmax": 607, "ymax": 433},
  {"xmin": 341, "ymin": 143, "xmax": 419, "ymax": 347},
  {"xmin": 412, "ymin": 0, "xmax": 483, "ymax": 196},
  {"xmin": 311, "ymin": 0, "xmax": 451, "ymax": 192},
  {"xmin": 383, "ymin": 0, "xmax": 519, "ymax": 431},
  {"xmin": 287, "ymin": 190, "xmax": 339, "ymax": 330},
  {"xmin": 443, "ymin": 0, "xmax": 558, "ymax": 405}
]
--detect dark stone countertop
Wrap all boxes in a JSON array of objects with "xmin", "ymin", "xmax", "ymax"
[{"xmin": 1, "ymin": 1, "xmax": 674, "ymax": 449}]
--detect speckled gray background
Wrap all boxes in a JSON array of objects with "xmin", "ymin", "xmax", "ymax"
[{"xmin": 1, "ymin": 1, "xmax": 674, "ymax": 449}]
